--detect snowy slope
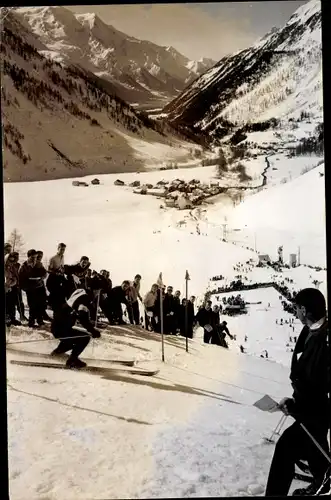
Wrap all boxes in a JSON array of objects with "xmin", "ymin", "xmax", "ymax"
[
  {"xmin": 164, "ymin": 0, "xmax": 322, "ymax": 143},
  {"xmin": 15, "ymin": 6, "xmax": 215, "ymax": 106},
  {"xmin": 201, "ymin": 164, "xmax": 326, "ymax": 268},
  {"xmin": 7, "ymin": 288, "xmax": 305, "ymax": 498},
  {"xmin": 5, "ymin": 154, "xmax": 327, "ymax": 498}
]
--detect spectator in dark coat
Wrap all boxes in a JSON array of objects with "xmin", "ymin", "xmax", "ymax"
[
  {"xmin": 19, "ymin": 249, "xmax": 46, "ymax": 327},
  {"xmin": 196, "ymin": 301, "xmax": 214, "ymax": 343},
  {"xmin": 153, "ymin": 286, "xmax": 166, "ymax": 333},
  {"xmin": 163, "ymin": 286, "xmax": 177, "ymax": 335},
  {"xmin": 107, "ymin": 281, "xmax": 131, "ymax": 325},
  {"xmin": 265, "ymin": 288, "xmax": 330, "ymax": 496},
  {"xmin": 178, "ymin": 298, "xmax": 188, "ymax": 337},
  {"xmin": 5, "ymin": 252, "xmax": 22, "ymax": 326},
  {"xmin": 210, "ymin": 305, "xmax": 220, "ymax": 344},
  {"xmin": 173, "ymin": 290, "xmax": 181, "ymax": 333},
  {"xmin": 65, "ymin": 256, "xmax": 91, "ymax": 295},
  {"xmin": 95, "ymin": 270, "xmax": 113, "ymax": 322}
]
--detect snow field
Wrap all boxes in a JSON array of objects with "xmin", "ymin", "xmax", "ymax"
[
  {"xmin": 7, "ymin": 297, "xmax": 292, "ymax": 499},
  {"xmin": 4, "ymin": 166, "xmax": 255, "ymax": 298}
]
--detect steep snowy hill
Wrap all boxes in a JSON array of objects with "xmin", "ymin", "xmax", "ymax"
[
  {"xmin": 164, "ymin": 0, "xmax": 322, "ymax": 144},
  {"xmin": 1, "ymin": 10, "xmax": 199, "ymax": 182},
  {"xmin": 15, "ymin": 6, "xmax": 215, "ymax": 108},
  {"xmin": 202, "ymin": 163, "xmax": 326, "ymax": 268}
]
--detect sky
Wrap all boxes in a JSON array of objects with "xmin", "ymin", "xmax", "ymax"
[{"xmin": 68, "ymin": 1, "xmax": 309, "ymax": 61}]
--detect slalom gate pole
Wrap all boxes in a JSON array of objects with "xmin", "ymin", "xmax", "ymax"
[
  {"xmin": 95, "ymin": 290, "xmax": 101, "ymax": 328},
  {"xmin": 160, "ymin": 290, "xmax": 165, "ymax": 362},
  {"xmin": 185, "ymin": 277, "xmax": 188, "ymax": 353}
]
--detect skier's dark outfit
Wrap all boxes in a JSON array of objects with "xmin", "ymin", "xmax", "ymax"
[
  {"xmin": 51, "ymin": 289, "xmax": 100, "ymax": 367},
  {"xmin": 46, "ymin": 272, "xmax": 68, "ymax": 312},
  {"xmin": 265, "ymin": 321, "xmax": 330, "ymax": 496}
]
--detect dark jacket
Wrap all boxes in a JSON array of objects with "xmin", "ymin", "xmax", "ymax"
[
  {"xmin": 288, "ymin": 322, "xmax": 329, "ymax": 426},
  {"xmin": 109, "ymin": 286, "xmax": 129, "ymax": 306},
  {"xmin": 51, "ymin": 291, "xmax": 97, "ymax": 338},
  {"xmin": 33, "ymin": 262, "xmax": 47, "ymax": 287},
  {"xmin": 64, "ymin": 263, "xmax": 90, "ymax": 294},
  {"xmin": 187, "ymin": 301, "xmax": 195, "ymax": 325},
  {"xmin": 163, "ymin": 294, "xmax": 176, "ymax": 316},
  {"xmin": 173, "ymin": 296, "xmax": 181, "ymax": 314},
  {"xmin": 211, "ymin": 311, "xmax": 220, "ymax": 329},
  {"xmin": 19, "ymin": 261, "xmax": 40, "ymax": 291},
  {"xmin": 196, "ymin": 307, "xmax": 214, "ymax": 328}
]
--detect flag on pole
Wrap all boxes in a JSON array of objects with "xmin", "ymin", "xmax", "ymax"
[
  {"xmin": 157, "ymin": 272, "xmax": 164, "ymax": 287},
  {"xmin": 156, "ymin": 272, "xmax": 165, "ymax": 362},
  {"xmin": 185, "ymin": 270, "xmax": 190, "ymax": 281}
]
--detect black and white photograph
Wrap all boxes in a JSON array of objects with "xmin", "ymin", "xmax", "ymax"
[{"xmin": 2, "ymin": 0, "xmax": 330, "ymax": 498}]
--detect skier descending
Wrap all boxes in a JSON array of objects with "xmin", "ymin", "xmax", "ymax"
[
  {"xmin": 50, "ymin": 288, "xmax": 101, "ymax": 368},
  {"xmin": 265, "ymin": 288, "xmax": 330, "ymax": 496}
]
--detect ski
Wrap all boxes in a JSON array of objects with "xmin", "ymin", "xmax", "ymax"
[
  {"xmin": 10, "ymin": 359, "xmax": 159, "ymax": 376},
  {"xmin": 6, "ymin": 347, "xmax": 136, "ymax": 367}
]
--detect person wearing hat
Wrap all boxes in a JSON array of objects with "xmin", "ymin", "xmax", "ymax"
[
  {"xmin": 5, "ymin": 251, "xmax": 22, "ymax": 326},
  {"xmin": 19, "ymin": 249, "xmax": 43, "ymax": 328},
  {"xmin": 265, "ymin": 288, "xmax": 330, "ymax": 496},
  {"xmin": 50, "ymin": 288, "xmax": 100, "ymax": 369}
]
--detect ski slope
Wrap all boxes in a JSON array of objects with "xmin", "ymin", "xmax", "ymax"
[
  {"xmin": 7, "ymin": 287, "xmax": 298, "ymax": 499},
  {"xmin": 4, "ymin": 155, "xmax": 327, "ymax": 498}
]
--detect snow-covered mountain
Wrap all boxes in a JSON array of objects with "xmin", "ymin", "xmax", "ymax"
[
  {"xmin": 1, "ymin": 10, "xmax": 200, "ymax": 182},
  {"xmin": 164, "ymin": 0, "xmax": 322, "ymax": 143},
  {"xmin": 15, "ymin": 6, "xmax": 216, "ymax": 108}
]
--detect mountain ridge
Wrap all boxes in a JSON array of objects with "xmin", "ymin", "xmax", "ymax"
[
  {"xmin": 15, "ymin": 6, "xmax": 216, "ymax": 108},
  {"xmin": 2, "ymin": 10, "xmax": 199, "ymax": 182},
  {"xmin": 163, "ymin": 0, "xmax": 322, "ymax": 145}
]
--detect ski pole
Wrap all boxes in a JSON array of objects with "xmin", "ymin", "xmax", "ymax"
[
  {"xmin": 276, "ymin": 413, "xmax": 287, "ymax": 436},
  {"xmin": 299, "ymin": 422, "xmax": 331, "ymax": 464},
  {"xmin": 7, "ymin": 332, "xmax": 91, "ymax": 345},
  {"xmin": 268, "ymin": 414, "xmax": 287, "ymax": 442}
]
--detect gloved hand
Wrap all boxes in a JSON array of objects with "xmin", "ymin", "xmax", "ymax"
[
  {"xmin": 278, "ymin": 397, "xmax": 295, "ymax": 415},
  {"xmin": 91, "ymin": 328, "xmax": 101, "ymax": 339}
]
